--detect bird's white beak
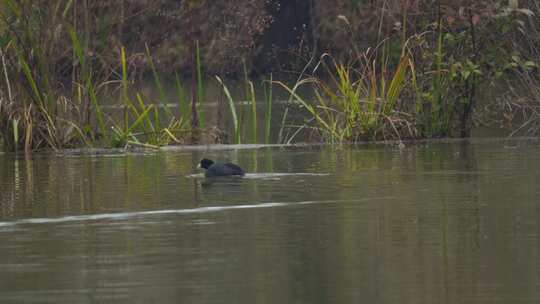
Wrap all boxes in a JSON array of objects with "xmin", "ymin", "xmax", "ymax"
[{"xmin": 196, "ymin": 163, "xmax": 201, "ymax": 169}]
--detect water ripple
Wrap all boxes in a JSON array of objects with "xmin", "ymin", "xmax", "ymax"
[
  {"xmin": 0, "ymin": 197, "xmax": 393, "ymax": 230},
  {"xmin": 186, "ymin": 172, "xmax": 330, "ymax": 179}
]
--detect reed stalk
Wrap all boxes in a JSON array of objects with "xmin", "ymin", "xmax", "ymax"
[
  {"xmin": 196, "ymin": 41, "xmax": 205, "ymax": 128},
  {"xmin": 121, "ymin": 47, "xmax": 129, "ymax": 136},
  {"xmin": 248, "ymin": 81, "xmax": 257, "ymax": 143},
  {"xmin": 216, "ymin": 76, "xmax": 240, "ymax": 144},
  {"xmin": 145, "ymin": 44, "xmax": 172, "ymax": 122},
  {"xmin": 174, "ymin": 73, "xmax": 189, "ymax": 128},
  {"xmin": 263, "ymin": 74, "xmax": 273, "ymax": 144}
]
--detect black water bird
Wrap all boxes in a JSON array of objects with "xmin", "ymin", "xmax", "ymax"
[{"xmin": 198, "ymin": 158, "xmax": 245, "ymax": 177}]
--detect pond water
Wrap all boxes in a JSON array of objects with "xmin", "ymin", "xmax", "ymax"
[{"xmin": 0, "ymin": 139, "xmax": 539, "ymax": 303}]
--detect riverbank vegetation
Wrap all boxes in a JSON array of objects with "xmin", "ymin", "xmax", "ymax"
[{"xmin": 0, "ymin": 0, "xmax": 539, "ymax": 152}]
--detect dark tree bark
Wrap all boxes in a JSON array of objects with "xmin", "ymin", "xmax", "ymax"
[{"xmin": 254, "ymin": 0, "xmax": 314, "ymax": 74}]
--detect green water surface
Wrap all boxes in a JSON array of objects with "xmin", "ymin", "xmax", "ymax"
[{"xmin": 0, "ymin": 139, "xmax": 539, "ymax": 303}]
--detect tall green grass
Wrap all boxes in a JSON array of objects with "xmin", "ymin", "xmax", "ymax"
[
  {"xmin": 248, "ymin": 81, "xmax": 257, "ymax": 143},
  {"xmin": 146, "ymin": 44, "xmax": 172, "ymax": 120},
  {"xmin": 109, "ymin": 47, "xmax": 187, "ymax": 148},
  {"xmin": 0, "ymin": 0, "xmax": 85, "ymax": 151},
  {"xmin": 263, "ymin": 74, "xmax": 273, "ymax": 144},
  {"xmin": 276, "ymin": 53, "xmax": 414, "ymax": 143},
  {"xmin": 215, "ymin": 76, "xmax": 240, "ymax": 144},
  {"xmin": 196, "ymin": 41, "xmax": 205, "ymax": 129},
  {"xmin": 215, "ymin": 74, "xmax": 274, "ymax": 144},
  {"xmin": 174, "ymin": 73, "xmax": 190, "ymax": 128},
  {"xmin": 421, "ymin": 6, "xmax": 453, "ymax": 138},
  {"xmin": 0, "ymin": 0, "xmax": 191, "ymax": 151}
]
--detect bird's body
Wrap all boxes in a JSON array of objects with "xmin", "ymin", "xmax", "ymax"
[{"xmin": 198, "ymin": 158, "xmax": 245, "ymax": 177}]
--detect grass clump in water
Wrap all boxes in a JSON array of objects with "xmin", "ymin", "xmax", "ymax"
[
  {"xmin": 276, "ymin": 50, "xmax": 416, "ymax": 144},
  {"xmin": 0, "ymin": 0, "xmax": 194, "ymax": 152},
  {"xmin": 215, "ymin": 73, "xmax": 274, "ymax": 145}
]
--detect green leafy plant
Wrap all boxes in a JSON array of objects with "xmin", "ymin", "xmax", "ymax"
[
  {"xmin": 216, "ymin": 76, "xmax": 241, "ymax": 144},
  {"xmin": 276, "ymin": 52, "xmax": 415, "ymax": 143},
  {"xmin": 263, "ymin": 74, "xmax": 273, "ymax": 144},
  {"xmin": 0, "ymin": 0, "xmax": 89, "ymax": 151}
]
